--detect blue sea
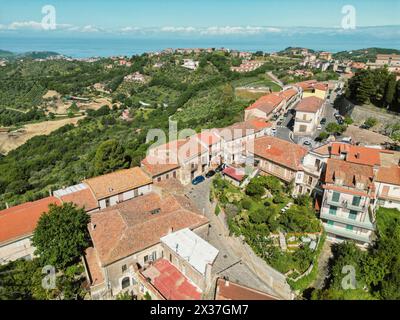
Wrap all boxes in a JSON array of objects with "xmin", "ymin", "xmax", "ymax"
[{"xmin": 1, "ymin": 33, "xmax": 399, "ymax": 58}]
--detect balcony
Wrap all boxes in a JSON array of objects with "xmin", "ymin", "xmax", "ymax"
[
  {"xmin": 320, "ymin": 211, "xmax": 375, "ymax": 231},
  {"xmin": 324, "ymin": 198, "xmax": 366, "ymax": 212},
  {"xmin": 324, "ymin": 224, "xmax": 371, "ymax": 243},
  {"xmin": 343, "ymin": 200, "xmax": 365, "ymax": 212}
]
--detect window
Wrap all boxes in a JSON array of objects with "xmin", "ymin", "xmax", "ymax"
[
  {"xmin": 346, "ymin": 225, "xmax": 354, "ymax": 231},
  {"xmin": 308, "ymin": 176, "xmax": 313, "ymax": 185},
  {"xmin": 105, "ymin": 198, "xmax": 110, "ymax": 207},
  {"xmin": 332, "ymin": 192, "xmax": 340, "ymax": 203},
  {"xmin": 173, "ymin": 171, "xmax": 177, "ymax": 178},
  {"xmin": 121, "ymin": 277, "xmax": 130, "ymax": 289},
  {"xmin": 122, "ymin": 264, "xmax": 127, "ymax": 273},
  {"xmin": 315, "ymin": 159, "xmax": 321, "ymax": 169},
  {"xmin": 329, "ymin": 206, "xmax": 337, "ymax": 215},
  {"xmin": 327, "ymin": 220, "xmax": 334, "ymax": 226},
  {"xmin": 348, "ymin": 210, "xmax": 357, "ymax": 220},
  {"xmin": 166, "ymin": 174, "xmax": 169, "ymax": 179},
  {"xmin": 352, "ymin": 196, "xmax": 361, "ymax": 207},
  {"xmin": 157, "ymin": 177, "xmax": 161, "ymax": 182}
]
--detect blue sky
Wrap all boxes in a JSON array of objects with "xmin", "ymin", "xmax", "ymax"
[{"xmin": 0, "ymin": 0, "xmax": 399, "ymax": 29}]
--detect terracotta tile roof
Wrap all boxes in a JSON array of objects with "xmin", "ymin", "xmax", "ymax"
[
  {"xmin": 377, "ymin": 166, "xmax": 400, "ymax": 185},
  {"xmin": 141, "ymin": 259, "xmax": 202, "ymax": 300},
  {"xmin": 89, "ymin": 193, "xmax": 208, "ymax": 266},
  {"xmin": 84, "ymin": 246, "xmax": 105, "ymax": 286},
  {"xmin": 295, "ymin": 80, "xmax": 328, "ymax": 92},
  {"xmin": 0, "ymin": 197, "xmax": 61, "ymax": 244},
  {"xmin": 215, "ymin": 278, "xmax": 280, "ymax": 300},
  {"xmin": 147, "ymin": 138, "xmax": 208, "ymax": 165},
  {"xmin": 196, "ymin": 130, "xmax": 221, "ymax": 146},
  {"xmin": 141, "ymin": 156, "xmax": 180, "ymax": 177},
  {"xmin": 331, "ymin": 143, "xmax": 381, "ymax": 167},
  {"xmin": 295, "ymin": 97, "xmax": 324, "ymax": 113},
  {"xmin": 222, "ymin": 166, "xmax": 246, "ymax": 182},
  {"xmin": 219, "ymin": 118, "xmax": 271, "ymax": 141},
  {"xmin": 279, "ymin": 88, "xmax": 298, "ymax": 100},
  {"xmin": 312, "ymin": 143, "xmax": 331, "ymax": 156},
  {"xmin": 245, "ymin": 93, "xmax": 284, "ymax": 114},
  {"xmin": 59, "ymin": 188, "xmax": 98, "ymax": 212},
  {"xmin": 252, "ymin": 136, "xmax": 308, "ymax": 171},
  {"xmin": 295, "ymin": 80, "xmax": 318, "ymax": 90},
  {"xmin": 324, "ymin": 158, "xmax": 374, "ymax": 191},
  {"xmin": 84, "ymin": 167, "xmax": 152, "ymax": 200}
]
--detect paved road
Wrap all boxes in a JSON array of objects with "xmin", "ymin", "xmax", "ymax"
[{"xmin": 186, "ymin": 179, "xmax": 280, "ymax": 298}]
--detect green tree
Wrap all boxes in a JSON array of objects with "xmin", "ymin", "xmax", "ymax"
[
  {"xmin": 94, "ymin": 139, "xmax": 131, "ymax": 175},
  {"xmin": 384, "ymin": 74, "xmax": 397, "ymax": 108},
  {"xmin": 32, "ymin": 203, "xmax": 90, "ymax": 269}
]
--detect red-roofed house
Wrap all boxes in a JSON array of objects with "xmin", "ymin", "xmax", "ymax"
[
  {"xmin": 244, "ymin": 87, "xmax": 301, "ymax": 121},
  {"xmin": 141, "ymin": 137, "xmax": 209, "ymax": 185},
  {"xmin": 0, "ymin": 197, "xmax": 61, "ymax": 264},
  {"xmin": 375, "ymin": 166, "xmax": 400, "ymax": 210},
  {"xmin": 83, "ymin": 192, "xmax": 210, "ymax": 299},
  {"xmin": 295, "ymin": 80, "xmax": 329, "ymax": 100},
  {"xmin": 248, "ymin": 136, "xmax": 309, "ymax": 195}
]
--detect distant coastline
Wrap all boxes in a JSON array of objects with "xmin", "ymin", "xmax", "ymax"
[{"xmin": 1, "ymin": 34, "xmax": 399, "ymax": 58}]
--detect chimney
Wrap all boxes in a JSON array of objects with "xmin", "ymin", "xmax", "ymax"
[{"xmin": 225, "ymin": 280, "xmax": 230, "ymax": 287}]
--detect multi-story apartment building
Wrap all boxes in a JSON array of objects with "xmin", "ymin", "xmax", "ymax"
[
  {"xmin": 293, "ymin": 96, "xmax": 325, "ymax": 136},
  {"xmin": 320, "ymin": 158, "xmax": 376, "ymax": 247}
]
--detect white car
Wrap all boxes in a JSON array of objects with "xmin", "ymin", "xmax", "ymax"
[{"xmin": 317, "ymin": 125, "xmax": 322, "ymax": 130}]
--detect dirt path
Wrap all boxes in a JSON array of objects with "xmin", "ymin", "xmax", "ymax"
[
  {"xmin": 311, "ymin": 240, "xmax": 332, "ymax": 289},
  {"xmin": 0, "ymin": 116, "xmax": 84, "ymax": 154}
]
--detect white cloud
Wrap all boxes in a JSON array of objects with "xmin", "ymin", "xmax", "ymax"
[
  {"xmin": 200, "ymin": 26, "xmax": 282, "ymax": 35},
  {"xmin": 160, "ymin": 26, "xmax": 197, "ymax": 33}
]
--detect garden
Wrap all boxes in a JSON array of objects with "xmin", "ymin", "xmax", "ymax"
[{"xmin": 211, "ymin": 174, "xmax": 324, "ymax": 289}]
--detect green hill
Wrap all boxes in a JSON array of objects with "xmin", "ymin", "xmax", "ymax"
[
  {"xmin": 0, "ymin": 49, "xmax": 15, "ymax": 58},
  {"xmin": 333, "ymin": 47, "xmax": 400, "ymax": 62}
]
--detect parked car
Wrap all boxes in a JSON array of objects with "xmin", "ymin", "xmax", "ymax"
[
  {"xmin": 303, "ymin": 140, "xmax": 312, "ymax": 146},
  {"xmin": 317, "ymin": 125, "xmax": 322, "ymax": 130},
  {"xmin": 337, "ymin": 118, "xmax": 344, "ymax": 125},
  {"xmin": 341, "ymin": 137, "xmax": 352, "ymax": 143},
  {"xmin": 320, "ymin": 118, "xmax": 327, "ymax": 125},
  {"xmin": 215, "ymin": 163, "xmax": 226, "ymax": 173},
  {"xmin": 192, "ymin": 176, "xmax": 205, "ymax": 185},
  {"xmin": 205, "ymin": 170, "xmax": 216, "ymax": 178}
]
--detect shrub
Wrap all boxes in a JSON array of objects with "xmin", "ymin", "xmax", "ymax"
[
  {"xmin": 364, "ymin": 117, "xmax": 378, "ymax": 128},
  {"xmin": 215, "ymin": 204, "xmax": 221, "ymax": 216},
  {"xmin": 241, "ymin": 198, "xmax": 252, "ymax": 210}
]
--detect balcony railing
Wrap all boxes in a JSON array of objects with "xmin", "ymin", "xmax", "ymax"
[
  {"xmin": 324, "ymin": 198, "xmax": 366, "ymax": 212},
  {"xmin": 320, "ymin": 211, "xmax": 375, "ymax": 231},
  {"xmin": 324, "ymin": 224, "xmax": 371, "ymax": 243}
]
